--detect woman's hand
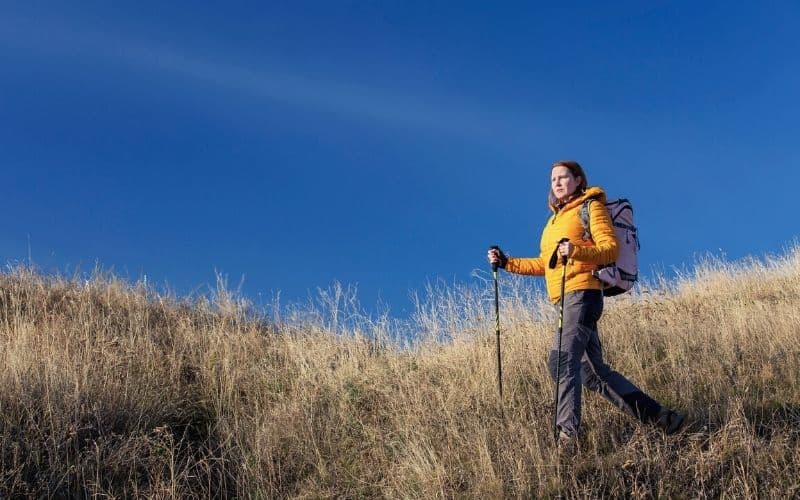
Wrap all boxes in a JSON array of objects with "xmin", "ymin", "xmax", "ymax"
[
  {"xmin": 487, "ymin": 247, "xmax": 508, "ymax": 269},
  {"xmin": 558, "ymin": 240, "xmax": 574, "ymax": 259}
]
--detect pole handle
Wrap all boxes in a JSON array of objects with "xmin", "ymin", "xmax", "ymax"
[
  {"xmin": 548, "ymin": 238, "xmax": 571, "ymax": 269},
  {"xmin": 489, "ymin": 245, "xmax": 500, "ymax": 272}
]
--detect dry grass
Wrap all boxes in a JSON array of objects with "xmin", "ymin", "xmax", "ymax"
[{"xmin": 1, "ymin": 246, "xmax": 800, "ymax": 498}]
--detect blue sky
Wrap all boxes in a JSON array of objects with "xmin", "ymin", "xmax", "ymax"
[{"xmin": 2, "ymin": 1, "xmax": 799, "ymax": 318}]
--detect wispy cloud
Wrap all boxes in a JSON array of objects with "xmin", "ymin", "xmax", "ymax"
[{"xmin": 1, "ymin": 13, "xmax": 539, "ymax": 145}]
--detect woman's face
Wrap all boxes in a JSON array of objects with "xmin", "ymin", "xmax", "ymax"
[{"xmin": 551, "ymin": 166, "xmax": 581, "ymax": 201}]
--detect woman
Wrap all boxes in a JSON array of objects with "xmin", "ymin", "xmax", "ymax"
[{"xmin": 487, "ymin": 160, "xmax": 684, "ymax": 444}]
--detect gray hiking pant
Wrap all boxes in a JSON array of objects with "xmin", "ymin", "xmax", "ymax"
[{"xmin": 548, "ymin": 290, "xmax": 661, "ymax": 437}]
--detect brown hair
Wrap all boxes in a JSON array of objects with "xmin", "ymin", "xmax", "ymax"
[{"xmin": 549, "ymin": 160, "xmax": 588, "ymax": 204}]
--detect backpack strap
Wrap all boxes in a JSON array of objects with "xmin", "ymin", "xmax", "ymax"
[{"xmin": 579, "ymin": 199, "xmax": 594, "ymax": 242}]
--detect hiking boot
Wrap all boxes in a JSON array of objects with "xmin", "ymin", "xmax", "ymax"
[{"xmin": 656, "ymin": 408, "xmax": 685, "ymax": 435}]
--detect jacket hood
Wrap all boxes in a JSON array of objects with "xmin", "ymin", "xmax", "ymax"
[{"xmin": 550, "ymin": 186, "xmax": 607, "ymax": 213}]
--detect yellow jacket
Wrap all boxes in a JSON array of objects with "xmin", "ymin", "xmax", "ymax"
[{"xmin": 505, "ymin": 186, "xmax": 619, "ymax": 303}]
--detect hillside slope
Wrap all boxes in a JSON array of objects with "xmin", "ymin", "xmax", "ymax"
[{"xmin": 1, "ymin": 248, "xmax": 799, "ymax": 498}]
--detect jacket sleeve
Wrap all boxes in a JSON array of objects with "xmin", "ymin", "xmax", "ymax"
[
  {"xmin": 505, "ymin": 257, "xmax": 545, "ymax": 276},
  {"xmin": 571, "ymin": 201, "xmax": 619, "ymax": 265}
]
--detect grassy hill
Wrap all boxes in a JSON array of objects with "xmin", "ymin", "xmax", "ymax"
[{"xmin": 1, "ymin": 247, "xmax": 799, "ymax": 498}]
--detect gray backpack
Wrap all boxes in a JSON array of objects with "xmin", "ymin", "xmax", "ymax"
[{"xmin": 580, "ymin": 198, "xmax": 639, "ymax": 296}]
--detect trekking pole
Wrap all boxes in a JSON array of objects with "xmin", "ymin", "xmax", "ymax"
[
  {"xmin": 489, "ymin": 246, "xmax": 503, "ymax": 403},
  {"xmin": 549, "ymin": 238, "xmax": 570, "ymax": 441}
]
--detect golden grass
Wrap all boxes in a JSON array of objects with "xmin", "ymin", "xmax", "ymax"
[{"xmin": 1, "ymin": 246, "xmax": 799, "ymax": 498}]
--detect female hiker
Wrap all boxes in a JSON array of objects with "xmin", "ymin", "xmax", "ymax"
[{"xmin": 487, "ymin": 160, "xmax": 684, "ymax": 444}]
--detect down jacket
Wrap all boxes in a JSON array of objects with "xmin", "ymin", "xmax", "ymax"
[{"xmin": 505, "ymin": 186, "xmax": 619, "ymax": 303}]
